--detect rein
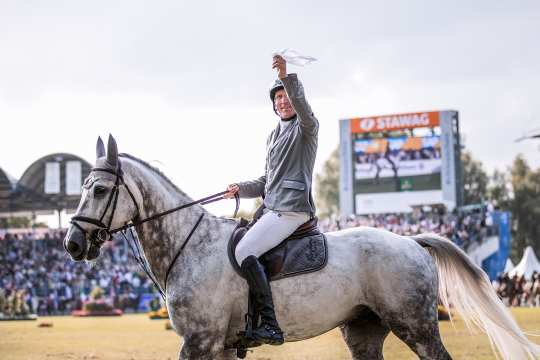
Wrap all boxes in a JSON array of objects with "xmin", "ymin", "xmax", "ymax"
[
  {"xmin": 71, "ymin": 165, "xmax": 239, "ymax": 242},
  {"xmin": 70, "ymin": 163, "xmax": 240, "ymax": 300},
  {"xmin": 111, "ymin": 188, "xmax": 239, "ymax": 234}
]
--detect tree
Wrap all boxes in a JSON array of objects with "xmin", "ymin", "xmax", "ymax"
[
  {"xmin": 509, "ymin": 155, "xmax": 540, "ymax": 259},
  {"xmin": 488, "ymin": 169, "xmax": 511, "ymax": 210},
  {"xmin": 315, "ymin": 147, "xmax": 340, "ymax": 218},
  {"xmin": 461, "ymin": 151, "xmax": 489, "ymax": 205}
]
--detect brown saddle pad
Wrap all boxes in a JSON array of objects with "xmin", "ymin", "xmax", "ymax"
[{"xmin": 227, "ymin": 218, "xmax": 328, "ymax": 281}]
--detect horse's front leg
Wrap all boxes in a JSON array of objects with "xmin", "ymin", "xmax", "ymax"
[
  {"xmin": 178, "ymin": 333, "xmax": 237, "ymax": 360},
  {"xmin": 170, "ymin": 301, "xmax": 238, "ymax": 360}
]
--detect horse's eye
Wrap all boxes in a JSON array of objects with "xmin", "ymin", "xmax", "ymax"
[{"xmin": 94, "ymin": 186, "xmax": 108, "ymax": 196}]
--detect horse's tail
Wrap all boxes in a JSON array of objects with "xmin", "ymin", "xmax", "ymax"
[{"xmin": 412, "ymin": 233, "xmax": 540, "ymax": 360}]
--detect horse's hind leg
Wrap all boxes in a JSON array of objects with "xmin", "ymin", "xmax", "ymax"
[
  {"xmin": 340, "ymin": 308, "xmax": 390, "ymax": 360},
  {"xmin": 375, "ymin": 249, "xmax": 452, "ymax": 359},
  {"xmin": 384, "ymin": 302, "xmax": 452, "ymax": 360}
]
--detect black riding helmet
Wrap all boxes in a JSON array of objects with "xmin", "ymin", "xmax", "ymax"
[
  {"xmin": 269, "ymin": 79, "xmax": 284, "ymax": 101},
  {"xmin": 269, "ymin": 79, "xmax": 284, "ymax": 116}
]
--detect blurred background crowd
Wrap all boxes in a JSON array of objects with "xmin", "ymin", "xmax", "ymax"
[
  {"xmin": 1, "ymin": 203, "xmax": 535, "ymax": 318},
  {"xmin": 493, "ymin": 272, "xmax": 540, "ymax": 307},
  {"xmin": 319, "ymin": 204, "xmax": 498, "ymax": 252},
  {"xmin": 0, "ymin": 230, "xmax": 160, "ymax": 316}
]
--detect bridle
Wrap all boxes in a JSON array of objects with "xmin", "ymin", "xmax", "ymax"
[
  {"xmin": 68, "ymin": 161, "xmax": 239, "ymax": 298},
  {"xmin": 70, "ymin": 163, "xmax": 239, "ymax": 248},
  {"xmin": 70, "ymin": 165, "xmax": 139, "ymax": 248}
]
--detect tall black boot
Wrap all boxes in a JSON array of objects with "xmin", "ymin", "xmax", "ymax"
[{"xmin": 240, "ymin": 255, "xmax": 284, "ymax": 345}]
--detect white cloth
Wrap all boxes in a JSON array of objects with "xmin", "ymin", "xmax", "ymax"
[
  {"xmin": 235, "ymin": 209, "xmax": 310, "ymax": 264},
  {"xmin": 273, "ymin": 48, "xmax": 317, "ymax": 66}
]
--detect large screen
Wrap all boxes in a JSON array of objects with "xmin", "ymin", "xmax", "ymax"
[
  {"xmin": 339, "ymin": 110, "xmax": 460, "ymax": 214},
  {"xmin": 354, "ymin": 132, "xmax": 441, "ymax": 193}
]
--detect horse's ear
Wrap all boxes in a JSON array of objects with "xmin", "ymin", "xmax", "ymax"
[
  {"xmin": 96, "ymin": 136, "xmax": 106, "ymax": 159},
  {"xmin": 106, "ymin": 134, "xmax": 118, "ymax": 168}
]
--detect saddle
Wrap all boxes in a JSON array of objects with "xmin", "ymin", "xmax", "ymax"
[{"xmin": 227, "ymin": 216, "xmax": 328, "ymax": 281}]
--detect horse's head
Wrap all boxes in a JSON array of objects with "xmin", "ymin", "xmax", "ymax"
[{"xmin": 64, "ymin": 135, "xmax": 140, "ymax": 261}]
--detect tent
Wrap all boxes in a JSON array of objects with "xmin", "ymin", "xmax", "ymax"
[
  {"xmin": 504, "ymin": 258, "xmax": 514, "ymax": 273},
  {"xmin": 508, "ymin": 246, "xmax": 540, "ymax": 279}
]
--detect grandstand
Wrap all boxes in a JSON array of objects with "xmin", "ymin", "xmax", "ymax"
[
  {"xmin": 0, "ymin": 153, "xmax": 92, "ymax": 227},
  {"xmin": 0, "ymin": 166, "xmax": 15, "ymax": 213}
]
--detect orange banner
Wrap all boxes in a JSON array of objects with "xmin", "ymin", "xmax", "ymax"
[{"xmin": 350, "ymin": 111, "xmax": 440, "ymax": 134}]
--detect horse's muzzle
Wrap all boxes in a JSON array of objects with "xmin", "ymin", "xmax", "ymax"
[{"xmin": 64, "ymin": 226, "xmax": 87, "ymax": 261}]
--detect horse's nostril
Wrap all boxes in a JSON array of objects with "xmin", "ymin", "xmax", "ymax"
[
  {"xmin": 67, "ymin": 241, "xmax": 81, "ymax": 255},
  {"xmin": 87, "ymin": 245, "xmax": 100, "ymax": 260}
]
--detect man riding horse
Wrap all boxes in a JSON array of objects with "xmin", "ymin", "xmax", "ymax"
[{"xmin": 225, "ymin": 54, "xmax": 318, "ymax": 345}]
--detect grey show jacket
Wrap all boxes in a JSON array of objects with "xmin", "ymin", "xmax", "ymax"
[{"xmin": 237, "ymin": 73, "xmax": 318, "ymax": 214}]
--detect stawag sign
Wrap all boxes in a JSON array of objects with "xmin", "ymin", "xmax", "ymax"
[{"xmin": 351, "ymin": 111, "xmax": 440, "ymax": 134}]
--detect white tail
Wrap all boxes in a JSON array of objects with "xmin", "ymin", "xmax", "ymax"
[{"xmin": 413, "ymin": 233, "xmax": 540, "ymax": 360}]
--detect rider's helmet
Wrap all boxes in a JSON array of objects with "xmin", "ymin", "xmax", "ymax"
[
  {"xmin": 269, "ymin": 79, "xmax": 284, "ymax": 115},
  {"xmin": 269, "ymin": 79, "xmax": 284, "ymax": 101}
]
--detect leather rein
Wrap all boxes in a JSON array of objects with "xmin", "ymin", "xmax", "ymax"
[{"xmin": 69, "ymin": 164, "xmax": 239, "ymax": 298}]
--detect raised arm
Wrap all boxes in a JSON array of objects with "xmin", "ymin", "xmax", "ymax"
[{"xmin": 272, "ymin": 55, "xmax": 319, "ymax": 136}]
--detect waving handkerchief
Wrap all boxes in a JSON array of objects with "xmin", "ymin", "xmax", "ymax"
[{"xmin": 273, "ymin": 48, "xmax": 317, "ymax": 66}]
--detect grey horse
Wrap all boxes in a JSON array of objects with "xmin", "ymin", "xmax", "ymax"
[{"xmin": 64, "ymin": 135, "xmax": 539, "ymax": 360}]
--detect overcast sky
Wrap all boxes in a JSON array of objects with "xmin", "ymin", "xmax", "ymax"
[{"xmin": 1, "ymin": 0, "xmax": 539, "ymax": 219}]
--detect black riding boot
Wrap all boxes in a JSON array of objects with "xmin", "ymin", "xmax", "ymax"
[{"xmin": 240, "ymin": 255, "xmax": 284, "ymax": 345}]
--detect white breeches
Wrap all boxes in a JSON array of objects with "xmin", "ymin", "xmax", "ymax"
[{"xmin": 235, "ymin": 209, "xmax": 310, "ymax": 264}]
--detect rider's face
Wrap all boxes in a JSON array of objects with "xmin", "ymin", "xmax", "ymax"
[{"xmin": 274, "ymin": 89, "xmax": 296, "ymax": 119}]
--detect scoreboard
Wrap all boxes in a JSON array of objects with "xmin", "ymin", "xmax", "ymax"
[{"xmin": 339, "ymin": 110, "xmax": 462, "ymax": 215}]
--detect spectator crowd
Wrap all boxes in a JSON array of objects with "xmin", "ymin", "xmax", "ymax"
[
  {"xmin": 493, "ymin": 272, "xmax": 540, "ymax": 307},
  {"xmin": 0, "ymin": 230, "xmax": 159, "ymax": 316},
  {"xmin": 319, "ymin": 205, "xmax": 497, "ymax": 252},
  {"xmin": 0, "ymin": 204, "xmax": 534, "ymax": 316}
]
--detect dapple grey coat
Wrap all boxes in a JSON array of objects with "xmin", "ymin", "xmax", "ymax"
[{"xmin": 237, "ymin": 73, "xmax": 318, "ymax": 214}]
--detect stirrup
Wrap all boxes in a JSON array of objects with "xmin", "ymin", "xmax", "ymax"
[{"xmin": 234, "ymin": 292, "xmax": 263, "ymax": 358}]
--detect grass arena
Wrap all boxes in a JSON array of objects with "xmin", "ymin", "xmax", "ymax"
[{"xmin": 1, "ymin": 309, "xmax": 539, "ymax": 360}]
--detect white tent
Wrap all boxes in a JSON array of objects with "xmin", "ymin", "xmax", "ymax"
[
  {"xmin": 504, "ymin": 258, "xmax": 515, "ymax": 273},
  {"xmin": 509, "ymin": 246, "xmax": 540, "ymax": 279}
]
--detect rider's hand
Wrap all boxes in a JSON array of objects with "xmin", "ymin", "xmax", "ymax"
[
  {"xmin": 272, "ymin": 55, "xmax": 287, "ymax": 79},
  {"xmin": 224, "ymin": 184, "xmax": 239, "ymax": 199}
]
